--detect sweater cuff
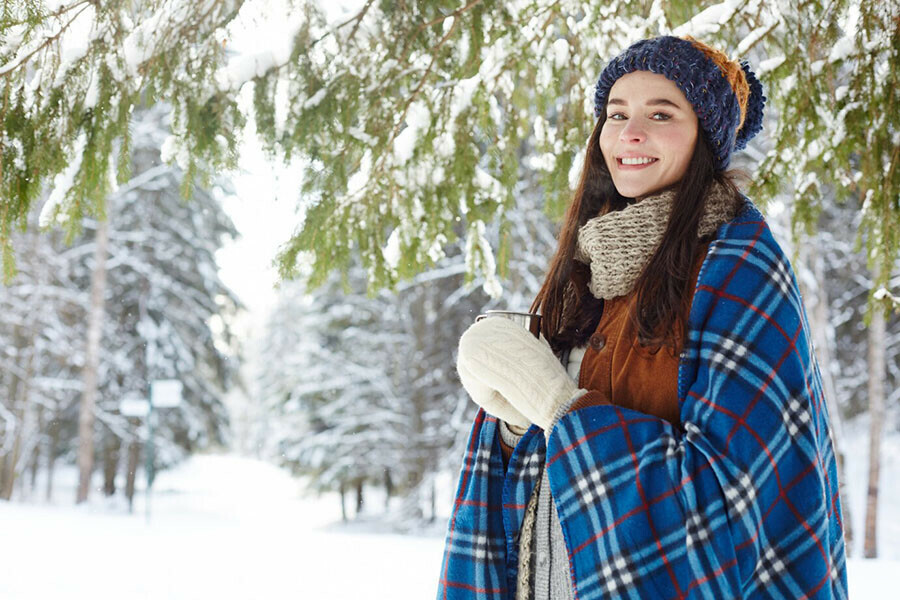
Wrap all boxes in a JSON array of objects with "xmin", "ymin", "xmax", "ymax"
[
  {"xmin": 546, "ymin": 388, "xmax": 589, "ymax": 436},
  {"xmin": 566, "ymin": 389, "xmax": 612, "ymax": 413}
]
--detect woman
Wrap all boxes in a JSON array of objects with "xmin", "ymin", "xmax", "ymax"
[{"xmin": 439, "ymin": 36, "xmax": 848, "ymax": 599}]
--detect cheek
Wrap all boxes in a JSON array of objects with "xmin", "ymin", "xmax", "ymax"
[
  {"xmin": 598, "ymin": 126, "xmax": 616, "ymax": 163},
  {"xmin": 664, "ymin": 127, "xmax": 696, "ymax": 154},
  {"xmin": 661, "ymin": 126, "xmax": 698, "ymax": 168}
]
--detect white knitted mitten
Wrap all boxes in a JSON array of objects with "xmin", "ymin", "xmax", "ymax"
[
  {"xmin": 457, "ymin": 316, "xmax": 584, "ymax": 431},
  {"xmin": 457, "ymin": 356, "xmax": 532, "ymax": 429}
]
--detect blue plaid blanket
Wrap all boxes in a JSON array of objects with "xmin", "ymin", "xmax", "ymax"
[{"xmin": 437, "ymin": 201, "xmax": 848, "ymax": 599}]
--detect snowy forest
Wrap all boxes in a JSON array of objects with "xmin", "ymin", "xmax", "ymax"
[{"xmin": 0, "ymin": 0, "xmax": 898, "ymax": 598}]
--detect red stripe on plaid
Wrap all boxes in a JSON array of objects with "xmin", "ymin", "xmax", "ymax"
[
  {"xmin": 455, "ymin": 498, "xmax": 501, "ymax": 510},
  {"xmin": 545, "ymin": 415, "xmax": 659, "ymax": 466},
  {"xmin": 439, "ymin": 579, "xmax": 506, "ymax": 594},
  {"xmin": 441, "ymin": 409, "xmax": 488, "ymax": 600},
  {"xmin": 695, "ymin": 314, "xmax": 832, "ymax": 583},
  {"xmin": 681, "ymin": 558, "xmax": 740, "ymax": 596},
  {"xmin": 616, "ymin": 405, "xmax": 686, "ymax": 598}
]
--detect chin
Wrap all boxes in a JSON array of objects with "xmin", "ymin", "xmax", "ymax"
[
  {"xmin": 613, "ymin": 180, "xmax": 677, "ymax": 200},
  {"xmin": 614, "ymin": 183, "xmax": 655, "ymax": 199}
]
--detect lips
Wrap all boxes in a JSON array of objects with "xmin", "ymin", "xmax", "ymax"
[{"xmin": 616, "ymin": 156, "xmax": 659, "ymax": 169}]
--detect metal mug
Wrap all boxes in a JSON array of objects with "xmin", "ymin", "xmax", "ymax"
[{"xmin": 475, "ymin": 310, "xmax": 542, "ymax": 338}]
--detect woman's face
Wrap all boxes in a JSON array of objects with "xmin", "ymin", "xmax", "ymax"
[{"xmin": 598, "ymin": 71, "xmax": 699, "ymax": 199}]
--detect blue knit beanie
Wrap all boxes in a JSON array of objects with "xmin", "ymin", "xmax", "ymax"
[{"xmin": 593, "ymin": 35, "xmax": 766, "ymax": 171}]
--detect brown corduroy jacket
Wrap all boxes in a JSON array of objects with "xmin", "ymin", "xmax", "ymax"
[{"xmin": 500, "ymin": 241, "xmax": 711, "ymax": 461}]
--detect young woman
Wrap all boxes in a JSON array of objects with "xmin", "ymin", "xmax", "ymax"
[{"xmin": 440, "ymin": 36, "xmax": 848, "ymax": 599}]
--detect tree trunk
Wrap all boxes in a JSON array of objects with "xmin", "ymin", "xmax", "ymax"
[
  {"xmin": 339, "ymin": 481, "xmax": 347, "ymax": 522},
  {"xmin": 863, "ymin": 294, "xmax": 886, "ymax": 558},
  {"xmin": 355, "ymin": 479, "xmax": 364, "ymax": 516},
  {"xmin": 1, "ymin": 326, "xmax": 28, "ymax": 501},
  {"xmin": 429, "ymin": 477, "xmax": 436, "ymax": 523},
  {"xmin": 27, "ymin": 438, "xmax": 40, "ymax": 497},
  {"xmin": 27, "ymin": 404, "xmax": 45, "ymax": 497},
  {"xmin": 77, "ymin": 216, "xmax": 110, "ymax": 504},
  {"xmin": 125, "ymin": 433, "xmax": 141, "ymax": 512},
  {"xmin": 803, "ymin": 243, "xmax": 853, "ymax": 552},
  {"xmin": 384, "ymin": 468, "xmax": 393, "ymax": 510},
  {"xmin": 46, "ymin": 416, "xmax": 60, "ymax": 502},
  {"xmin": 103, "ymin": 434, "xmax": 121, "ymax": 497},
  {"xmin": 0, "ymin": 404, "xmax": 20, "ymax": 501}
]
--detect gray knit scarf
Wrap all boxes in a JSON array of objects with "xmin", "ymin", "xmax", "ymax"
[{"xmin": 573, "ymin": 180, "xmax": 744, "ymax": 300}]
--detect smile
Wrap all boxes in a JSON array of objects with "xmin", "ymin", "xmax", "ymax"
[{"xmin": 616, "ymin": 156, "xmax": 659, "ymax": 169}]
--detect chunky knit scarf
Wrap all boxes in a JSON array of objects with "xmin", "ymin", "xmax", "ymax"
[{"xmin": 573, "ymin": 180, "xmax": 743, "ymax": 300}]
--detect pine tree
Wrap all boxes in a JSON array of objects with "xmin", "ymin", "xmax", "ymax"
[
  {"xmin": 0, "ymin": 102, "xmax": 241, "ymax": 502},
  {"xmin": 1, "ymin": 1, "xmax": 896, "ymax": 313}
]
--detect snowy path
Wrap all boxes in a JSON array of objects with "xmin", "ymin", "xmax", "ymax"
[
  {"xmin": 0, "ymin": 453, "xmax": 894, "ymax": 599},
  {"xmin": 0, "ymin": 455, "xmax": 445, "ymax": 600}
]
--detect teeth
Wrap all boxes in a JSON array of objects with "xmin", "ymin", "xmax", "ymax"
[{"xmin": 620, "ymin": 157, "xmax": 657, "ymax": 165}]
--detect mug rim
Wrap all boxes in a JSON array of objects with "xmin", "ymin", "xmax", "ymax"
[{"xmin": 480, "ymin": 310, "xmax": 541, "ymax": 317}]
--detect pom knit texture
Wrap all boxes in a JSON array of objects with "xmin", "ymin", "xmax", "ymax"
[{"xmin": 593, "ymin": 35, "xmax": 766, "ymax": 170}]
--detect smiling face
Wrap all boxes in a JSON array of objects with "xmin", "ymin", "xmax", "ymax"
[{"xmin": 599, "ymin": 71, "xmax": 699, "ymax": 199}]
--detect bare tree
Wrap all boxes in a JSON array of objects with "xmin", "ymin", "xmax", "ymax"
[
  {"xmin": 863, "ymin": 272, "xmax": 887, "ymax": 558},
  {"xmin": 76, "ymin": 216, "xmax": 109, "ymax": 503}
]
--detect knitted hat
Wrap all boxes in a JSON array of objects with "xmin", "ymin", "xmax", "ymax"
[{"xmin": 593, "ymin": 35, "xmax": 766, "ymax": 170}]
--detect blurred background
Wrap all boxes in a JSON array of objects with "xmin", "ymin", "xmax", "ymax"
[{"xmin": 0, "ymin": 0, "xmax": 897, "ymax": 598}]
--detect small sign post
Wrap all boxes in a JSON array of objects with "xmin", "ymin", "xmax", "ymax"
[{"xmin": 119, "ymin": 380, "xmax": 182, "ymax": 520}]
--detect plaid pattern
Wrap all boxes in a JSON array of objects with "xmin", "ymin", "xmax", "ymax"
[{"xmin": 437, "ymin": 201, "xmax": 847, "ymax": 599}]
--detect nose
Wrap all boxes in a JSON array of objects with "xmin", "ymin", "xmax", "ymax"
[{"xmin": 619, "ymin": 118, "xmax": 646, "ymax": 143}]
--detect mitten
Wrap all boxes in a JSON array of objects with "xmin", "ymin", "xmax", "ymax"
[
  {"xmin": 457, "ymin": 316, "xmax": 585, "ymax": 431},
  {"xmin": 457, "ymin": 354, "xmax": 532, "ymax": 429}
]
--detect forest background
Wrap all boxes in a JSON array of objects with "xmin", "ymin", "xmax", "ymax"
[{"xmin": 0, "ymin": 0, "xmax": 898, "ymax": 592}]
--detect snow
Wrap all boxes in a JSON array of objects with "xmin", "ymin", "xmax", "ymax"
[
  {"xmin": 736, "ymin": 24, "xmax": 770, "ymax": 56},
  {"xmin": 51, "ymin": 3, "xmax": 97, "ymax": 86},
  {"xmin": 39, "ymin": 131, "xmax": 87, "ymax": 227},
  {"xmin": 671, "ymin": 0, "xmax": 745, "ymax": 37},
  {"xmin": 0, "ymin": 455, "xmax": 447, "ymax": 600},
  {"xmin": 383, "ymin": 227, "xmax": 402, "ymax": 270},
  {"xmin": 303, "ymin": 88, "xmax": 328, "ymax": 110},
  {"xmin": 216, "ymin": 0, "xmax": 307, "ymax": 92},
  {"xmin": 393, "ymin": 101, "xmax": 431, "ymax": 164},
  {"xmin": 757, "ymin": 54, "xmax": 786, "ymax": 76},
  {"xmin": 0, "ymin": 450, "xmax": 895, "ymax": 599},
  {"xmin": 552, "ymin": 38, "xmax": 569, "ymax": 69},
  {"xmin": 842, "ymin": 415, "xmax": 900, "ymax": 560}
]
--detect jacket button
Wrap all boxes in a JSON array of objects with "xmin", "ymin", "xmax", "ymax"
[{"xmin": 590, "ymin": 333, "xmax": 606, "ymax": 351}]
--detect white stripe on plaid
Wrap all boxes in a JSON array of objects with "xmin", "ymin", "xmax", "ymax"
[
  {"xmin": 756, "ymin": 545, "xmax": 788, "ymax": 586},
  {"xmin": 516, "ymin": 448, "xmax": 544, "ymax": 482},
  {"xmin": 598, "ymin": 554, "xmax": 640, "ymax": 595},
  {"xmin": 685, "ymin": 510, "xmax": 712, "ymax": 549},
  {"xmin": 573, "ymin": 466, "xmax": 611, "ymax": 510},
  {"xmin": 448, "ymin": 531, "xmax": 506, "ymax": 562},
  {"xmin": 783, "ymin": 396, "xmax": 813, "ymax": 438},
  {"xmin": 473, "ymin": 446, "xmax": 492, "ymax": 475},
  {"xmin": 724, "ymin": 472, "xmax": 758, "ymax": 519},
  {"xmin": 767, "ymin": 253, "xmax": 795, "ymax": 300},
  {"xmin": 708, "ymin": 335, "xmax": 751, "ymax": 378}
]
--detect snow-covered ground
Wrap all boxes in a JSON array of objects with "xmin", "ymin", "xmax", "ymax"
[
  {"xmin": 0, "ymin": 455, "xmax": 447, "ymax": 600},
  {"xmin": 0, "ymin": 446, "xmax": 895, "ymax": 599}
]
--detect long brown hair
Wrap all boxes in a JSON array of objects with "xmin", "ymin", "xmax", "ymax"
[{"xmin": 530, "ymin": 112, "xmax": 743, "ymax": 356}]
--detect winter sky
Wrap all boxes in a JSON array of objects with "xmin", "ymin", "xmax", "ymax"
[{"xmin": 216, "ymin": 0, "xmax": 364, "ymax": 332}]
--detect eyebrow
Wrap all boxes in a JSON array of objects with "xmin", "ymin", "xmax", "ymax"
[{"xmin": 607, "ymin": 97, "xmax": 685, "ymax": 110}]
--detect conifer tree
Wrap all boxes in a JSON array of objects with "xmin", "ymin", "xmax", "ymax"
[{"xmin": 2, "ymin": 1, "xmax": 896, "ymax": 310}]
